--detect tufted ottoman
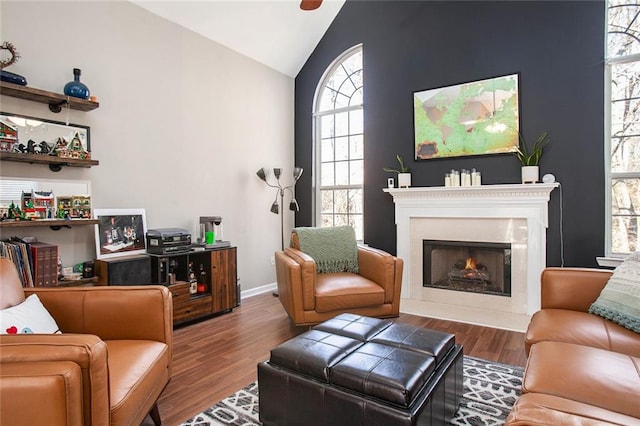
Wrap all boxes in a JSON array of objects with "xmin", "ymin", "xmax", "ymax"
[{"xmin": 258, "ymin": 313, "xmax": 463, "ymax": 425}]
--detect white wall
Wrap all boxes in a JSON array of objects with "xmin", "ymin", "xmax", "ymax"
[{"xmin": 0, "ymin": 1, "xmax": 294, "ymax": 291}]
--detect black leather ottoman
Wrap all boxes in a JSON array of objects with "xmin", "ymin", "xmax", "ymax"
[{"xmin": 258, "ymin": 313, "xmax": 463, "ymax": 425}]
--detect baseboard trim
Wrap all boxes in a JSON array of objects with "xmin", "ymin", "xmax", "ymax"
[{"xmin": 241, "ymin": 282, "xmax": 276, "ymax": 300}]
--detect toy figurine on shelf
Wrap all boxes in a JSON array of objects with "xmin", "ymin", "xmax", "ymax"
[
  {"xmin": 7, "ymin": 201, "xmax": 25, "ymax": 220},
  {"xmin": 57, "ymin": 132, "xmax": 90, "ymax": 160},
  {"xmin": 0, "ymin": 118, "xmax": 18, "ymax": 152}
]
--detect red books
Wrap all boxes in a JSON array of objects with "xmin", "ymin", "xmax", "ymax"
[{"xmin": 30, "ymin": 242, "xmax": 58, "ymax": 287}]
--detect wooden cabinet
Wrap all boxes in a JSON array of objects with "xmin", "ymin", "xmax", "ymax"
[{"xmin": 151, "ymin": 247, "xmax": 238, "ymax": 326}]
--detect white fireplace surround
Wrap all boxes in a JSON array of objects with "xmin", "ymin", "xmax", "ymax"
[{"xmin": 384, "ymin": 183, "xmax": 558, "ymax": 330}]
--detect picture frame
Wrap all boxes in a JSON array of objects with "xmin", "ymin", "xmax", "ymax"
[
  {"xmin": 94, "ymin": 209, "xmax": 147, "ymax": 259},
  {"xmin": 413, "ymin": 73, "xmax": 519, "ymax": 160}
]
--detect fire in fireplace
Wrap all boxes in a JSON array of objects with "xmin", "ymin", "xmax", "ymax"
[{"xmin": 423, "ymin": 240, "xmax": 511, "ymax": 297}]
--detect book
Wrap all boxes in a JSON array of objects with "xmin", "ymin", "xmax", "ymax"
[{"xmin": 30, "ymin": 242, "xmax": 58, "ymax": 287}]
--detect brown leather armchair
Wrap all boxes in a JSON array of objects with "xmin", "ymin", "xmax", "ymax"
[
  {"xmin": 275, "ymin": 233, "xmax": 403, "ymax": 326},
  {"xmin": 0, "ymin": 257, "xmax": 173, "ymax": 426}
]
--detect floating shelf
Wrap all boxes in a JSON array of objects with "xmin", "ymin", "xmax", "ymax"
[
  {"xmin": 0, "ymin": 81, "xmax": 99, "ymax": 113},
  {"xmin": 0, "ymin": 218, "xmax": 98, "ymax": 229},
  {"xmin": 0, "ymin": 151, "xmax": 99, "ymax": 171}
]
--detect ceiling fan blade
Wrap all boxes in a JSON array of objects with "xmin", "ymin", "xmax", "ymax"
[{"xmin": 300, "ymin": 0, "xmax": 322, "ymax": 11}]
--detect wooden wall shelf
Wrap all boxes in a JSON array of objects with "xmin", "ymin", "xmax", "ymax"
[
  {"xmin": 0, "ymin": 151, "xmax": 99, "ymax": 171},
  {"xmin": 0, "ymin": 218, "xmax": 98, "ymax": 229},
  {"xmin": 0, "ymin": 81, "xmax": 99, "ymax": 113}
]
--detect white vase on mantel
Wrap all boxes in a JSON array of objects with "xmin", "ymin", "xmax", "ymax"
[
  {"xmin": 398, "ymin": 173, "xmax": 412, "ymax": 188},
  {"xmin": 521, "ymin": 166, "xmax": 539, "ymax": 184}
]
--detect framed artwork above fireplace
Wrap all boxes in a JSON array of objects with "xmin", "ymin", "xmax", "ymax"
[{"xmin": 413, "ymin": 73, "xmax": 520, "ymax": 160}]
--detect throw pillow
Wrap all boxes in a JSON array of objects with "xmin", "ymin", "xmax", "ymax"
[
  {"xmin": 0, "ymin": 294, "xmax": 61, "ymax": 334},
  {"xmin": 588, "ymin": 251, "xmax": 640, "ymax": 333}
]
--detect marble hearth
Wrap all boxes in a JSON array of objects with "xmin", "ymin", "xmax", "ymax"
[{"xmin": 384, "ymin": 183, "xmax": 558, "ymax": 331}]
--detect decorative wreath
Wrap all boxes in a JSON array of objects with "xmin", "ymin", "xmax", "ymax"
[{"xmin": 0, "ymin": 41, "xmax": 20, "ymax": 69}]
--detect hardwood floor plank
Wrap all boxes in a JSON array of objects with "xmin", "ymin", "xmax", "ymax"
[{"xmin": 142, "ymin": 292, "xmax": 528, "ymax": 425}]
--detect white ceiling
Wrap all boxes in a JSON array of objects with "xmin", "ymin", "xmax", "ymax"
[{"xmin": 131, "ymin": 0, "xmax": 345, "ymax": 77}]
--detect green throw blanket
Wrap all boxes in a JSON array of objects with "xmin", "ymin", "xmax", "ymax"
[{"xmin": 293, "ymin": 226, "xmax": 359, "ymax": 274}]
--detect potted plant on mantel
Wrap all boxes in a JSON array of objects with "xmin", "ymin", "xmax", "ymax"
[
  {"xmin": 384, "ymin": 154, "xmax": 411, "ymax": 188},
  {"xmin": 514, "ymin": 130, "xmax": 550, "ymax": 184}
]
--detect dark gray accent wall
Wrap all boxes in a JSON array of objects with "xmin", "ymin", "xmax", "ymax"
[{"xmin": 295, "ymin": 1, "xmax": 605, "ymax": 267}]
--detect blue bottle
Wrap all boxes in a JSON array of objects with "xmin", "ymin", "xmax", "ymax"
[{"xmin": 63, "ymin": 68, "xmax": 90, "ymax": 99}]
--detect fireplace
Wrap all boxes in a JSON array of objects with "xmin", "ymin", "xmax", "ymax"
[
  {"xmin": 383, "ymin": 183, "xmax": 558, "ymax": 329},
  {"xmin": 423, "ymin": 240, "xmax": 511, "ymax": 297}
]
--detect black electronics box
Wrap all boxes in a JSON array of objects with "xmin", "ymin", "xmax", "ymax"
[
  {"xmin": 146, "ymin": 228, "xmax": 191, "ymax": 255},
  {"xmin": 94, "ymin": 255, "xmax": 151, "ymax": 286}
]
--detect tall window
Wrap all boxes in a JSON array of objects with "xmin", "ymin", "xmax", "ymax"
[
  {"xmin": 313, "ymin": 45, "xmax": 364, "ymax": 240},
  {"xmin": 606, "ymin": 1, "xmax": 639, "ymax": 255}
]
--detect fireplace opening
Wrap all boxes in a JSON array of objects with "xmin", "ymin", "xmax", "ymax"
[{"xmin": 423, "ymin": 240, "xmax": 511, "ymax": 297}]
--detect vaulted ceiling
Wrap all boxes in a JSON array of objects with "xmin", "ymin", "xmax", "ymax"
[{"xmin": 131, "ymin": 0, "xmax": 346, "ymax": 77}]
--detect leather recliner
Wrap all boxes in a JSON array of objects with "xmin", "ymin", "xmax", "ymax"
[
  {"xmin": 0, "ymin": 257, "xmax": 173, "ymax": 426},
  {"xmin": 275, "ymin": 232, "xmax": 403, "ymax": 326}
]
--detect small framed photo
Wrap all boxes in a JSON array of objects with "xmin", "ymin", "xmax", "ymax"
[{"xmin": 94, "ymin": 209, "xmax": 147, "ymax": 259}]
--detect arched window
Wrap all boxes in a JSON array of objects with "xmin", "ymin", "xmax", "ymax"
[{"xmin": 313, "ymin": 45, "xmax": 364, "ymax": 240}]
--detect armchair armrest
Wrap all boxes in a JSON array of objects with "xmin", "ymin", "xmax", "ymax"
[
  {"xmin": 540, "ymin": 267, "xmax": 612, "ymax": 312},
  {"xmin": 0, "ymin": 361, "xmax": 83, "ymax": 426},
  {"xmin": 26, "ymin": 285, "xmax": 172, "ymax": 345},
  {"xmin": 0, "ymin": 333, "xmax": 110, "ymax": 426},
  {"xmin": 357, "ymin": 245, "xmax": 403, "ymax": 305}
]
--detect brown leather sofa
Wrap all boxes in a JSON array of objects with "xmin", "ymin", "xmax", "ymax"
[
  {"xmin": 506, "ymin": 267, "xmax": 640, "ymax": 425},
  {"xmin": 275, "ymin": 234, "xmax": 403, "ymax": 326},
  {"xmin": 0, "ymin": 257, "xmax": 173, "ymax": 426}
]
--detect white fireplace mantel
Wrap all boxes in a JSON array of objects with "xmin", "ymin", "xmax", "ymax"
[{"xmin": 384, "ymin": 183, "xmax": 558, "ymax": 321}]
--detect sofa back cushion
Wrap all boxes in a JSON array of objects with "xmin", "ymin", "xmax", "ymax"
[{"xmin": 588, "ymin": 252, "xmax": 640, "ymax": 333}]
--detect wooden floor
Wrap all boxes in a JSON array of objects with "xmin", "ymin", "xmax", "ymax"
[{"xmin": 143, "ymin": 292, "xmax": 528, "ymax": 426}]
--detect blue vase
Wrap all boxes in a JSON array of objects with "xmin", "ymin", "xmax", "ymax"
[{"xmin": 63, "ymin": 68, "xmax": 90, "ymax": 99}]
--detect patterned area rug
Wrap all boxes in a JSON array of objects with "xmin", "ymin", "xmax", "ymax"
[{"xmin": 180, "ymin": 356, "xmax": 524, "ymax": 426}]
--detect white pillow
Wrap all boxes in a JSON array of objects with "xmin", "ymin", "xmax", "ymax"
[{"xmin": 0, "ymin": 294, "xmax": 61, "ymax": 334}]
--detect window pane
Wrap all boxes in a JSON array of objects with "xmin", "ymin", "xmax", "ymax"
[
  {"xmin": 335, "ymin": 112, "xmax": 349, "ymax": 137},
  {"xmin": 318, "ymin": 88, "xmax": 336, "ymax": 112},
  {"xmin": 350, "ymin": 135, "xmax": 364, "ymax": 161},
  {"xmin": 350, "ymin": 109, "xmax": 363, "ymax": 134},
  {"xmin": 321, "ymin": 163, "xmax": 334, "ymax": 186},
  {"xmin": 335, "ymin": 161, "xmax": 349, "ymax": 185},
  {"xmin": 334, "ymin": 190, "xmax": 348, "ymax": 213},
  {"xmin": 321, "ymin": 190, "xmax": 334, "ymax": 213},
  {"xmin": 611, "ymin": 135, "xmax": 640, "ymax": 173},
  {"xmin": 350, "ymin": 214, "xmax": 363, "ymax": 241},
  {"xmin": 321, "ymin": 214, "xmax": 334, "ymax": 228},
  {"xmin": 612, "ymin": 178, "xmax": 640, "ymax": 215},
  {"xmin": 320, "ymin": 115, "xmax": 334, "ymax": 138},
  {"xmin": 335, "ymin": 136, "xmax": 349, "ymax": 161},
  {"xmin": 334, "ymin": 214, "xmax": 349, "ymax": 227},
  {"xmin": 321, "ymin": 138, "xmax": 334, "ymax": 162},
  {"xmin": 350, "ymin": 160, "xmax": 363, "ymax": 185},
  {"xmin": 612, "ymin": 216, "xmax": 639, "ymax": 252},
  {"xmin": 608, "ymin": 2, "xmax": 640, "ymax": 57},
  {"xmin": 349, "ymin": 189, "xmax": 363, "ymax": 214}
]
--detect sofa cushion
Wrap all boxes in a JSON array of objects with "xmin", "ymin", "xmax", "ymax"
[
  {"xmin": 506, "ymin": 392, "xmax": 640, "ymax": 426},
  {"xmin": 0, "ymin": 294, "xmax": 61, "ymax": 334},
  {"xmin": 525, "ymin": 308, "xmax": 640, "ymax": 357},
  {"xmin": 588, "ymin": 251, "xmax": 640, "ymax": 333},
  {"xmin": 315, "ymin": 273, "xmax": 385, "ymax": 313},
  {"xmin": 105, "ymin": 340, "xmax": 171, "ymax": 425},
  {"xmin": 522, "ymin": 341, "xmax": 640, "ymax": 419}
]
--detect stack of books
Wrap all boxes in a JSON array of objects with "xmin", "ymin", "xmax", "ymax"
[{"xmin": 0, "ymin": 239, "xmax": 58, "ymax": 287}]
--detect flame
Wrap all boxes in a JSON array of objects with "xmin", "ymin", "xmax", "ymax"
[{"xmin": 465, "ymin": 257, "xmax": 477, "ymax": 270}]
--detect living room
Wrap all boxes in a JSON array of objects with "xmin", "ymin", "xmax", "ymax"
[{"xmin": 2, "ymin": 0, "xmax": 638, "ymax": 425}]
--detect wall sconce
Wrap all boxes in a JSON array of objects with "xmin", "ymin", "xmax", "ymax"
[{"xmin": 256, "ymin": 167, "xmax": 303, "ymax": 251}]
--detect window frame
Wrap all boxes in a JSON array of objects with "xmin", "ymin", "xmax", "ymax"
[
  {"xmin": 604, "ymin": 1, "xmax": 640, "ymax": 258},
  {"xmin": 311, "ymin": 44, "xmax": 364, "ymax": 240}
]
